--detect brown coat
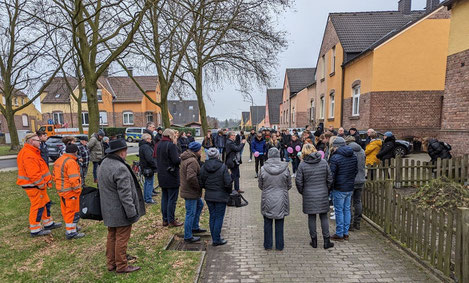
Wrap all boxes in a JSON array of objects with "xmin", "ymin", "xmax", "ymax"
[{"xmin": 180, "ymin": 150, "xmax": 202, "ymax": 199}]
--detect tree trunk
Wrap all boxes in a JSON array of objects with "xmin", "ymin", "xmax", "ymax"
[
  {"xmin": 85, "ymin": 82, "xmax": 100, "ymax": 137},
  {"xmin": 5, "ymin": 109, "xmax": 20, "ymax": 150},
  {"xmin": 77, "ymin": 100, "xmax": 84, "ymax": 134},
  {"xmin": 194, "ymin": 69, "xmax": 208, "ymax": 135},
  {"xmin": 159, "ymin": 82, "xmax": 171, "ymax": 128}
]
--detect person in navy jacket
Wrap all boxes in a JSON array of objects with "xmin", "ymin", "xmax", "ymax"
[{"xmin": 251, "ymin": 132, "xmax": 266, "ymax": 178}]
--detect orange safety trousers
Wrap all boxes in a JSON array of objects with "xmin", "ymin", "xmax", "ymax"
[
  {"xmin": 25, "ymin": 188, "xmax": 53, "ymax": 233},
  {"xmin": 59, "ymin": 190, "xmax": 81, "ymax": 235}
]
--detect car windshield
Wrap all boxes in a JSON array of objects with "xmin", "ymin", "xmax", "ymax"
[{"xmin": 47, "ymin": 137, "xmax": 63, "ymax": 143}]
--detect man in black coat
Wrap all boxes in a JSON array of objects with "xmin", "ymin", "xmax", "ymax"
[
  {"xmin": 187, "ymin": 131, "xmax": 195, "ymax": 143},
  {"xmin": 281, "ymin": 129, "xmax": 292, "ymax": 162},
  {"xmin": 348, "ymin": 128, "xmax": 364, "ymax": 149},
  {"xmin": 377, "ymin": 132, "xmax": 396, "ymax": 163},
  {"xmin": 156, "ymin": 129, "xmax": 183, "ymax": 227},
  {"xmin": 139, "ymin": 133, "xmax": 158, "ymax": 204},
  {"xmin": 36, "ymin": 130, "xmax": 49, "ymax": 165},
  {"xmin": 247, "ymin": 129, "xmax": 256, "ymax": 162},
  {"xmin": 427, "ymin": 138, "xmax": 452, "ymax": 162},
  {"xmin": 225, "ymin": 131, "xmax": 246, "ymax": 193},
  {"xmin": 143, "ymin": 122, "xmax": 156, "ymax": 146}
]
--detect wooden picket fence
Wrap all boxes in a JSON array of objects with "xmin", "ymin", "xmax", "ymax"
[
  {"xmin": 363, "ymin": 181, "xmax": 469, "ymax": 282},
  {"xmin": 366, "ymin": 155, "xmax": 469, "ymax": 187}
]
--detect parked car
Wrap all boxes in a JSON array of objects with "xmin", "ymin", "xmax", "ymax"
[
  {"xmin": 46, "ymin": 134, "xmax": 88, "ymax": 161},
  {"xmin": 359, "ymin": 131, "xmax": 412, "ymax": 157},
  {"xmin": 125, "ymin": 127, "xmax": 146, "ymax": 142}
]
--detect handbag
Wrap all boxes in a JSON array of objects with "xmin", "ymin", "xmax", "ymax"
[
  {"xmin": 79, "ymin": 186, "xmax": 103, "ymax": 220},
  {"xmin": 227, "ymin": 191, "xmax": 248, "ymax": 207},
  {"xmin": 142, "ymin": 168, "xmax": 154, "ymax": 177}
]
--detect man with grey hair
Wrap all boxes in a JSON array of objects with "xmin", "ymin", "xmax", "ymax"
[
  {"xmin": 366, "ymin": 128, "xmax": 375, "ymax": 145},
  {"xmin": 225, "ymin": 131, "xmax": 246, "ymax": 193},
  {"xmin": 143, "ymin": 122, "xmax": 156, "ymax": 146}
]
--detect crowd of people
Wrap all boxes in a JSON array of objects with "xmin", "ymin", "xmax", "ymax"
[{"xmin": 16, "ymin": 121, "xmax": 454, "ymax": 273}]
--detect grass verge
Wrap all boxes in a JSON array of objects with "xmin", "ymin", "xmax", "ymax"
[
  {"xmin": 0, "ymin": 155, "xmax": 208, "ymax": 282},
  {"xmin": 0, "ymin": 145, "xmax": 19, "ymax": 156}
]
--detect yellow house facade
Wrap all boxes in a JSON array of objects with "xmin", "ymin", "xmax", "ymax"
[
  {"xmin": 314, "ymin": 1, "xmax": 451, "ymax": 139},
  {"xmin": 0, "ymin": 90, "xmax": 42, "ymax": 133}
]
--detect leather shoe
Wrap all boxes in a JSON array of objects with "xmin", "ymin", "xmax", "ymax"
[
  {"xmin": 344, "ymin": 234, "xmax": 349, "ymax": 241},
  {"xmin": 192, "ymin": 229, "xmax": 207, "ymax": 234},
  {"xmin": 212, "ymin": 239, "xmax": 228, "ymax": 246},
  {"xmin": 108, "ymin": 266, "xmax": 116, "ymax": 272},
  {"xmin": 330, "ymin": 234, "xmax": 344, "ymax": 241},
  {"xmin": 116, "ymin": 265, "xmax": 141, "ymax": 274},
  {"xmin": 169, "ymin": 221, "xmax": 183, "ymax": 227},
  {"xmin": 238, "ymin": 190, "xmax": 245, "ymax": 194},
  {"xmin": 163, "ymin": 221, "xmax": 168, "ymax": 227},
  {"xmin": 184, "ymin": 236, "xmax": 201, "ymax": 243}
]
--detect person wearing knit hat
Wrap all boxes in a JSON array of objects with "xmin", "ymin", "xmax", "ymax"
[
  {"xmin": 348, "ymin": 127, "xmax": 364, "ymax": 148},
  {"xmin": 329, "ymin": 135, "xmax": 358, "ymax": 242},
  {"xmin": 199, "ymin": 144, "xmax": 233, "ymax": 246},
  {"xmin": 180, "ymin": 141, "xmax": 206, "ymax": 243},
  {"xmin": 344, "ymin": 136, "xmax": 356, "ymax": 145},
  {"xmin": 377, "ymin": 131, "xmax": 396, "ymax": 163}
]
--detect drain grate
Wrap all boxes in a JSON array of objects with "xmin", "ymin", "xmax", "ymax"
[{"xmin": 166, "ymin": 234, "xmax": 211, "ymax": 251}]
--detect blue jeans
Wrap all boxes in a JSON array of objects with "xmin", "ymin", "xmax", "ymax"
[
  {"xmin": 184, "ymin": 198, "xmax": 204, "ymax": 240},
  {"xmin": 206, "ymin": 201, "xmax": 227, "ymax": 244},
  {"xmin": 161, "ymin": 187, "xmax": 179, "ymax": 223},
  {"xmin": 283, "ymin": 149, "xmax": 290, "ymax": 162},
  {"xmin": 231, "ymin": 166, "xmax": 240, "ymax": 191},
  {"xmin": 92, "ymin": 162, "xmax": 99, "ymax": 180},
  {"xmin": 332, "ymin": 190, "xmax": 353, "ymax": 237},
  {"xmin": 144, "ymin": 175, "xmax": 154, "ymax": 203},
  {"xmin": 264, "ymin": 216, "xmax": 284, "ymax": 250}
]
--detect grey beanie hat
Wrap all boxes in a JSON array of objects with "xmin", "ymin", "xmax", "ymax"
[
  {"xmin": 332, "ymin": 136, "xmax": 346, "ymax": 147},
  {"xmin": 207, "ymin": 147, "xmax": 219, "ymax": 159}
]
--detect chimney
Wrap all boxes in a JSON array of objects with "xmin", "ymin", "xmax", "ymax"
[
  {"xmin": 398, "ymin": 0, "xmax": 412, "ymax": 14},
  {"xmin": 128, "ymin": 67, "xmax": 133, "ymax": 77},
  {"xmin": 426, "ymin": 0, "xmax": 440, "ymax": 12}
]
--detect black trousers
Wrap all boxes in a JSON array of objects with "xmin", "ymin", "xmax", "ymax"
[{"xmin": 255, "ymin": 155, "xmax": 265, "ymax": 174}]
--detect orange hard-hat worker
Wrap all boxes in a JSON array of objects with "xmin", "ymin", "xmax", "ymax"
[
  {"xmin": 53, "ymin": 144, "xmax": 85, "ymax": 240},
  {"xmin": 17, "ymin": 133, "xmax": 62, "ymax": 237}
]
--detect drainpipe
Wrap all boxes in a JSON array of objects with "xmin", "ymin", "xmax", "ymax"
[
  {"xmin": 69, "ymin": 100, "xmax": 74, "ymax": 127},
  {"xmin": 112, "ymin": 96, "xmax": 116, "ymax": 127},
  {"xmin": 340, "ymin": 60, "xmax": 346, "ymax": 127}
]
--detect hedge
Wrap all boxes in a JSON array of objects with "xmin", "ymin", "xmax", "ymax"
[{"xmin": 103, "ymin": 127, "xmax": 126, "ymax": 138}]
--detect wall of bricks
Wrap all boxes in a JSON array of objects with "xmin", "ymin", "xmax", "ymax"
[
  {"xmin": 42, "ymin": 111, "xmax": 149, "ymax": 129},
  {"xmin": 293, "ymin": 111, "xmax": 309, "ymax": 129},
  {"xmin": 342, "ymin": 91, "xmax": 444, "ymax": 139},
  {"xmin": 0, "ymin": 114, "xmax": 37, "ymax": 132},
  {"xmin": 439, "ymin": 49, "xmax": 469, "ymax": 156}
]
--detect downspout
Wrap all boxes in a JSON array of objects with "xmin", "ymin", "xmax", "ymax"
[
  {"xmin": 340, "ymin": 56, "xmax": 346, "ymax": 127},
  {"xmin": 69, "ymin": 99, "xmax": 74, "ymax": 127}
]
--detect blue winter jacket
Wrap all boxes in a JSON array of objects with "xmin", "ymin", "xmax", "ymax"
[
  {"xmin": 214, "ymin": 134, "xmax": 226, "ymax": 148},
  {"xmin": 251, "ymin": 138, "xmax": 266, "ymax": 155},
  {"xmin": 329, "ymin": 146, "xmax": 358, "ymax": 192}
]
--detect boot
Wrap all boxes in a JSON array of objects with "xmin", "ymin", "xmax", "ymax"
[
  {"xmin": 310, "ymin": 237, "xmax": 317, "ymax": 248},
  {"xmin": 323, "ymin": 236, "xmax": 334, "ymax": 249},
  {"xmin": 354, "ymin": 222, "xmax": 361, "ymax": 230}
]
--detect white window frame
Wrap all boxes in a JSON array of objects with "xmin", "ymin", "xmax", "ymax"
[
  {"xmin": 320, "ymin": 96, "xmax": 325, "ymax": 119},
  {"xmin": 331, "ymin": 46, "xmax": 336, "ymax": 74},
  {"xmin": 123, "ymin": 111, "xmax": 134, "ymax": 125},
  {"xmin": 99, "ymin": 111, "xmax": 108, "ymax": 125},
  {"xmin": 21, "ymin": 98, "xmax": 25, "ymax": 105},
  {"xmin": 81, "ymin": 91, "xmax": 87, "ymax": 102},
  {"xmin": 146, "ymin": 112, "xmax": 154, "ymax": 123},
  {"xmin": 97, "ymin": 89, "xmax": 103, "ymax": 102},
  {"xmin": 2, "ymin": 96, "xmax": 5, "ymax": 105},
  {"xmin": 82, "ymin": 112, "xmax": 89, "ymax": 125},
  {"xmin": 22, "ymin": 114, "xmax": 28, "ymax": 127},
  {"xmin": 14, "ymin": 97, "xmax": 18, "ymax": 106},
  {"xmin": 53, "ymin": 112, "xmax": 64, "ymax": 124},
  {"xmin": 352, "ymin": 85, "xmax": 361, "ymax": 116},
  {"xmin": 329, "ymin": 93, "xmax": 335, "ymax": 118},
  {"xmin": 310, "ymin": 100, "xmax": 315, "ymax": 121},
  {"xmin": 321, "ymin": 55, "xmax": 326, "ymax": 79}
]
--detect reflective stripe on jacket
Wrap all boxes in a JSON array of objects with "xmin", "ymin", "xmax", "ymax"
[
  {"xmin": 53, "ymin": 153, "xmax": 82, "ymax": 194},
  {"xmin": 17, "ymin": 144, "xmax": 52, "ymax": 189}
]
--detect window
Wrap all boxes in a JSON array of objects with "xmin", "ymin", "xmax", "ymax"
[
  {"xmin": 2, "ymin": 96, "xmax": 5, "ymax": 105},
  {"xmin": 82, "ymin": 112, "xmax": 89, "ymax": 125},
  {"xmin": 97, "ymin": 89, "xmax": 102, "ymax": 102},
  {"xmin": 14, "ymin": 97, "xmax": 18, "ymax": 106},
  {"xmin": 321, "ymin": 55, "xmax": 326, "ymax": 79},
  {"xmin": 352, "ymin": 85, "xmax": 361, "ymax": 116},
  {"xmin": 123, "ymin": 112, "xmax": 134, "ymax": 125},
  {"xmin": 146, "ymin": 112, "xmax": 154, "ymax": 123},
  {"xmin": 22, "ymin": 114, "xmax": 28, "ymax": 127},
  {"xmin": 292, "ymin": 107, "xmax": 295, "ymax": 124},
  {"xmin": 331, "ymin": 46, "xmax": 336, "ymax": 74},
  {"xmin": 320, "ymin": 96, "xmax": 325, "ymax": 119},
  {"xmin": 329, "ymin": 92, "xmax": 335, "ymax": 118},
  {"xmin": 53, "ymin": 112, "xmax": 64, "ymax": 124},
  {"xmin": 99, "ymin": 112, "xmax": 108, "ymax": 125},
  {"xmin": 310, "ymin": 100, "xmax": 315, "ymax": 121},
  {"xmin": 21, "ymin": 98, "xmax": 24, "ymax": 105},
  {"xmin": 189, "ymin": 105, "xmax": 194, "ymax": 110},
  {"xmin": 81, "ymin": 91, "xmax": 87, "ymax": 102},
  {"xmin": 55, "ymin": 93, "xmax": 60, "ymax": 98}
]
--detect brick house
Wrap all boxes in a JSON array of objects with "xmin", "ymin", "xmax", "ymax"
[
  {"xmin": 313, "ymin": 0, "xmax": 450, "ymax": 139},
  {"xmin": 279, "ymin": 68, "xmax": 316, "ymax": 129},
  {"xmin": 439, "ymin": 0, "xmax": 469, "ymax": 155},
  {"xmin": 264, "ymin": 89, "xmax": 282, "ymax": 130},
  {"xmin": 40, "ymin": 75, "xmax": 162, "ymax": 129},
  {"xmin": 168, "ymin": 100, "xmax": 201, "ymax": 126}
]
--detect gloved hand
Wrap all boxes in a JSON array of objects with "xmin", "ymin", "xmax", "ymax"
[{"xmin": 127, "ymin": 213, "xmax": 139, "ymax": 223}]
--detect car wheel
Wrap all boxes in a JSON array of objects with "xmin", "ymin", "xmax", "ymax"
[
  {"xmin": 127, "ymin": 137, "xmax": 133, "ymax": 142},
  {"xmin": 394, "ymin": 146, "xmax": 406, "ymax": 157}
]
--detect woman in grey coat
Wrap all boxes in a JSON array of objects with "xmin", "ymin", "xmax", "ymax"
[
  {"xmin": 258, "ymin": 148, "xmax": 291, "ymax": 251},
  {"xmin": 296, "ymin": 144, "xmax": 334, "ymax": 249}
]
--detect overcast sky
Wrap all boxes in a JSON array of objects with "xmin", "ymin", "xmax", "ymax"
[{"xmin": 201, "ymin": 0, "xmax": 429, "ymax": 121}]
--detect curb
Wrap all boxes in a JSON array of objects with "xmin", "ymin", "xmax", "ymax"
[
  {"xmin": 362, "ymin": 215, "xmax": 451, "ymax": 283},
  {"xmin": 0, "ymin": 155, "xmax": 17, "ymax": 160},
  {"xmin": 194, "ymin": 251, "xmax": 207, "ymax": 283},
  {"xmin": 0, "ymin": 167, "xmax": 17, "ymax": 172}
]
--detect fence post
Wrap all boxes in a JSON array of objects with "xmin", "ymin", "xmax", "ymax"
[
  {"xmin": 384, "ymin": 181, "xmax": 393, "ymax": 234},
  {"xmin": 456, "ymin": 207, "xmax": 469, "ymax": 283},
  {"xmin": 395, "ymin": 155, "xmax": 402, "ymax": 188}
]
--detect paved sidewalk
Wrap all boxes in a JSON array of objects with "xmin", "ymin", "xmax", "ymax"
[{"xmin": 200, "ymin": 156, "xmax": 440, "ymax": 283}]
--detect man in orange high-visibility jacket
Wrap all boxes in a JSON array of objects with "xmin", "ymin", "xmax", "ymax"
[
  {"xmin": 53, "ymin": 144, "xmax": 85, "ymax": 239},
  {"xmin": 17, "ymin": 133, "xmax": 62, "ymax": 237}
]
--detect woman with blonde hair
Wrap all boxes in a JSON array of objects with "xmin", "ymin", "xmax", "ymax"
[{"xmin": 296, "ymin": 143, "xmax": 334, "ymax": 249}]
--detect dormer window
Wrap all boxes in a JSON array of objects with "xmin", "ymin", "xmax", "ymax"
[
  {"xmin": 55, "ymin": 93, "xmax": 60, "ymax": 98},
  {"xmin": 189, "ymin": 105, "xmax": 194, "ymax": 110}
]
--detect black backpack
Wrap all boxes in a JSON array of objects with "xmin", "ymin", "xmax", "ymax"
[
  {"xmin": 227, "ymin": 191, "xmax": 248, "ymax": 207},
  {"xmin": 79, "ymin": 187, "xmax": 103, "ymax": 221}
]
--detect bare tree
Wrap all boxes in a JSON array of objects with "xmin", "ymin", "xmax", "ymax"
[
  {"xmin": 47, "ymin": 0, "xmax": 150, "ymax": 136},
  {"xmin": 0, "ymin": 0, "xmax": 64, "ymax": 150},
  {"xmin": 179, "ymin": 0, "xmax": 290, "ymax": 135}
]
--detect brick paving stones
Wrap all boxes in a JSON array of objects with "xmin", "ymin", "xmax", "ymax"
[{"xmin": 200, "ymin": 157, "xmax": 440, "ymax": 283}]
